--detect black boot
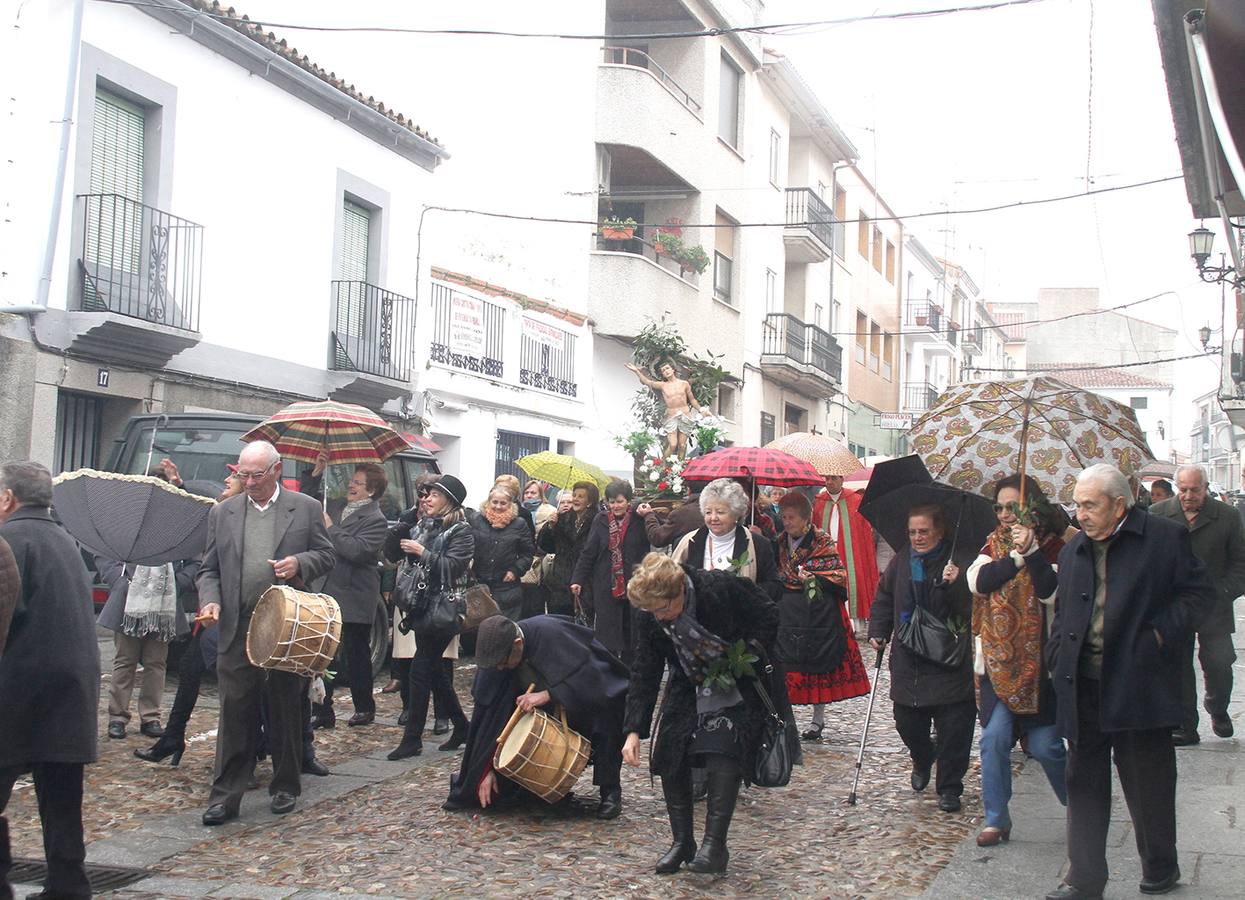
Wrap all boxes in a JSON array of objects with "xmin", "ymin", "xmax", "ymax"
[
  {"xmin": 688, "ymin": 767, "xmax": 740, "ymax": 874},
  {"xmin": 655, "ymin": 776, "xmax": 697, "ymax": 874},
  {"xmin": 437, "ymin": 719, "xmax": 468, "ymax": 752}
]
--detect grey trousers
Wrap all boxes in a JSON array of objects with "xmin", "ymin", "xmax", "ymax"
[{"xmin": 109, "ymin": 632, "xmax": 169, "ymax": 725}]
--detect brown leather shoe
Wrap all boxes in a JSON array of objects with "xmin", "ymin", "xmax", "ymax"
[
  {"xmin": 380, "ymin": 679, "xmax": 401, "ymax": 693},
  {"xmin": 976, "ymin": 826, "xmax": 1010, "ymax": 846}
]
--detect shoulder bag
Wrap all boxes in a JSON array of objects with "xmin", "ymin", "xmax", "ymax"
[
  {"xmin": 896, "ymin": 600, "xmax": 969, "ymax": 670},
  {"xmin": 749, "ymin": 664, "xmax": 794, "ymax": 788}
]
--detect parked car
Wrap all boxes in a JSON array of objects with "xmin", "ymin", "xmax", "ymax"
[{"xmin": 95, "ymin": 412, "xmax": 439, "ymax": 675}]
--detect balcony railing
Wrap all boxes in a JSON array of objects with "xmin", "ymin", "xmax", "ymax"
[
  {"xmin": 520, "ymin": 318, "xmax": 578, "ymax": 398},
  {"xmin": 903, "ymin": 381, "xmax": 941, "ymax": 413},
  {"xmin": 594, "ymin": 233, "xmax": 699, "ymax": 285},
  {"xmin": 429, "ymin": 282, "xmax": 505, "ymax": 378},
  {"xmin": 601, "ymin": 45, "xmax": 702, "ymax": 115},
  {"xmin": 331, "ymin": 281, "xmax": 416, "ymax": 382},
  {"xmin": 904, "ymin": 299, "xmax": 943, "ymax": 331},
  {"xmin": 784, "ymin": 188, "xmax": 835, "ymax": 251},
  {"xmin": 960, "ymin": 326, "xmax": 983, "ymax": 351},
  {"xmin": 761, "ymin": 313, "xmax": 842, "ymax": 383},
  {"xmin": 77, "ymin": 193, "xmax": 203, "ymax": 331}
]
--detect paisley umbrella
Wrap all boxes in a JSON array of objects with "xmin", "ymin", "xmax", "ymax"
[
  {"xmin": 763, "ymin": 432, "xmax": 863, "ymax": 477},
  {"xmin": 907, "ymin": 375, "xmax": 1155, "ymax": 503}
]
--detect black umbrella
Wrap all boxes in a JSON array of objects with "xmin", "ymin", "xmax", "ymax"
[
  {"xmin": 858, "ymin": 455, "xmax": 996, "ymax": 568},
  {"xmin": 52, "ymin": 469, "xmax": 215, "ymax": 565}
]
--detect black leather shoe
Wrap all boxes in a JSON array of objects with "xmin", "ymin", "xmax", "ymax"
[
  {"xmin": 398, "ymin": 710, "xmax": 410, "ymax": 726},
  {"xmin": 1211, "ymin": 712, "xmax": 1234, "ymax": 738},
  {"xmin": 201, "ymin": 804, "xmax": 236, "ymax": 826},
  {"xmin": 1171, "ymin": 728, "xmax": 1200, "ymax": 746},
  {"xmin": 140, "ymin": 721, "xmax": 165, "ymax": 738},
  {"xmin": 135, "ymin": 740, "xmax": 185, "ymax": 767},
  {"xmin": 270, "ymin": 791, "xmax": 297, "ymax": 815},
  {"xmin": 1044, "ymin": 884, "xmax": 1103, "ymax": 900},
  {"xmin": 438, "ymin": 725, "xmax": 467, "ymax": 752},
  {"xmin": 597, "ymin": 786, "xmax": 622, "ymax": 820},
  {"xmin": 310, "ymin": 711, "xmax": 336, "ymax": 730},
  {"xmin": 387, "ymin": 742, "xmax": 422, "ymax": 761},
  {"xmin": 910, "ymin": 763, "xmax": 931, "ymax": 792},
  {"xmin": 937, "ymin": 792, "xmax": 961, "ymax": 812},
  {"xmin": 302, "ymin": 757, "xmax": 330, "ymax": 777},
  {"xmin": 1139, "ymin": 866, "xmax": 1180, "ymax": 895},
  {"xmin": 347, "ymin": 711, "xmax": 375, "ymax": 727},
  {"xmin": 432, "ymin": 718, "xmax": 450, "ymax": 735},
  {"xmin": 107, "ymin": 721, "xmax": 126, "ymax": 740}
]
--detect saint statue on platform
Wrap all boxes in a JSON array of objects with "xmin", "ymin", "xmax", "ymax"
[{"xmin": 626, "ymin": 360, "xmax": 709, "ymax": 457}]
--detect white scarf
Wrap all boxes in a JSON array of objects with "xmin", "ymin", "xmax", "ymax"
[{"xmin": 121, "ymin": 563, "xmax": 179, "ymax": 640}]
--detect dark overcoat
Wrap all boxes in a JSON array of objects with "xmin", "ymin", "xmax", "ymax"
[
  {"xmin": 868, "ymin": 543, "xmax": 974, "ymax": 708},
  {"xmin": 536, "ymin": 509, "xmax": 594, "ymax": 593},
  {"xmin": 318, "ymin": 499, "xmax": 388, "ymax": 625},
  {"xmin": 680, "ymin": 524, "xmax": 781, "ymax": 599},
  {"xmin": 0, "ymin": 507, "xmax": 99, "ymax": 766},
  {"xmin": 197, "ymin": 489, "xmax": 336, "ymax": 651},
  {"xmin": 571, "ymin": 508, "xmax": 651, "ymax": 657},
  {"xmin": 1149, "ymin": 495, "xmax": 1245, "ymax": 633},
  {"xmin": 1049, "ymin": 506, "xmax": 1214, "ymax": 742},
  {"xmin": 624, "ymin": 566, "xmax": 779, "ymax": 782},
  {"xmin": 469, "ymin": 511, "xmax": 535, "ymax": 614}
]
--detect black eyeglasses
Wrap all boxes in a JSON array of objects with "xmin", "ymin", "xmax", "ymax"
[
  {"xmin": 417, "ymin": 487, "xmax": 431, "ymax": 497},
  {"xmin": 992, "ymin": 503, "xmax": 1005, "ymax": 513}
]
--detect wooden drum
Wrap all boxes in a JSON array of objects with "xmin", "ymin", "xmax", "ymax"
[
  {"xmin": 246, "ymin": 585, "xmax": 342, "ymax": 677},
  {"xmin": 493, "ymin": 705, "xmax": 591, "ymax": 803}
]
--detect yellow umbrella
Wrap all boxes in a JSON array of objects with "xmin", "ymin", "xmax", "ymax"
[
  {"xmin": 516, "ymin": 451, "xmax": 611, "ymax": 492},
  {"xmin": 764, "ymin": 432, "xmax": 863, "ymax": 477}
]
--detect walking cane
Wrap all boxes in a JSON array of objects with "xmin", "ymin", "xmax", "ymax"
[{"xmin": 847, "ymin": 642, "xmax": 886, "ymax": 805}]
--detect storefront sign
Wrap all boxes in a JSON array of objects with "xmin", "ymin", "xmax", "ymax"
[
  {"xmin": 449, "ymin": 293, "xmax": 486, "ymax": 356},
  {"xmin": 879, "ymin": 412, "xmax": 912, "ymax": 430}
]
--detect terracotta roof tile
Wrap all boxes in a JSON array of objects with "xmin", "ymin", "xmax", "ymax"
[
  {"xmin": 431, "ymin": 267, "xmax": 587, "ymax": 327},
  {"xmin": 990, "ymin": 311, "xmax": 1028, "ymax": 341},
  {"xmin": 181, "ymin": 1, "xmax": 439, "ymax": 145},
  {"xmin": 1040, "ymin": 362, "xmax": 1171, "ymax": 390}
]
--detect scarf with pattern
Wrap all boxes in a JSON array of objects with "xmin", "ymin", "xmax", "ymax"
[{"xmin": 608, "ymin": 509, "xmax": 632, "ymax": 598}]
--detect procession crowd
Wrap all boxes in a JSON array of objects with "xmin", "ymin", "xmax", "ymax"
[{"xmin": 0, "ymin": 445, "xmax": 1241, "ymax": 900}]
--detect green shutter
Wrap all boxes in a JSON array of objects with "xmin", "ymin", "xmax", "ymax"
[
  {"xmin": 337, "ymin": 200, "xmax": 372, "ymax": 340},
  {"xmin": 84, "ymin": 89, "xmax": 146, "ymax": 307}
]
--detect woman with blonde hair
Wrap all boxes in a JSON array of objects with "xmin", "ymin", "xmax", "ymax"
[
  {"xmin": 623, "ymin": 552, "xmax": 778, "ymax": 875},
  {"xmin": 469, "ymin": 485, "xmax": 534, "ymax": 620}
]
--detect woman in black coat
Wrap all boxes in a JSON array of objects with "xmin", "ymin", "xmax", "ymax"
[
  {"xmin": 469, "ymin": 485, "xmax": 535, "ymax": 620},
  {"xmin": 623, "ymin": 554, "xmax": 779, "ymax": 876},
  {"xmin": 536, "ymin": 480, "xmax": 599, "ymax": 617},
  {"xmin": 570, "ymin": 479, "xmax": 650, "ymax": 662},
  {"xmin": 384, "ymin": 474, "xmax": 474, "ymax": 760},
  {"xmin": 867, "ymin": 503, "xmax": 975, "ymax": 812}
]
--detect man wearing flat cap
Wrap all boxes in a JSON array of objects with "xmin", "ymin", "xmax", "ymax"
[{"xmin": 445, "ymin": 614, "xmax": 630, "ymax": 818}]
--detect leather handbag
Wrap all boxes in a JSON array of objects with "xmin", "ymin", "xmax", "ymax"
[
  {"xmin": 897, "ymin": 603, "xmax": 969, "ymax": 669},
  {"xmin": 462, "ymin": 584, "xmax": 501, "ymax": 631},
  {"xmin": 393, "ymin": 559, "xmax": 429, "ymax": 617},
  {"xmin": 750, "ymin": 666, "xmax": 794, "ymax": 788}
]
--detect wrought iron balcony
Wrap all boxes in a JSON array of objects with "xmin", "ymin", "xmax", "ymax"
[
  {"xmin": 429, "ymin": 282, "xmax": 505, "ymax": 378},
  {"xmin": 330, "ymin": 281, "xmax": 416, "ymax": 383},
  {"xmin": 760, "ymin": 312, "xmax": 842, "ymax": 396},
  {"xmin": 783, "ymin": 188, "xmax": 835, "ymax": 263},
  {"xmin": 902, "ymin": 381, "xmax": 941, "ymax": 413},
  {"xmin": 960, "ymin": 326, "xmax": 983, "ymax": 352},
  {"xmin": 601, "ymin": 45, "xmax": 702, "ymax": 116},
  {"xmin": 77, "ymin": 193, "xmax": 203, "ymax": 331}
]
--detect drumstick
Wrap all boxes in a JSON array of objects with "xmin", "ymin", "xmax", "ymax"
[
  {"xmin": 496, "ymin": 683, "xmax": 536, "ymax": 750},
  {"xmin": 193, "ymin": 611, "xmax": 218, "ymax": 624}
]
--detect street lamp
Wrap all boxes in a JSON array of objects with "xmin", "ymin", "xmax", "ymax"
[
  {"xmin": 1199, "ymin": 324, "xmax": 1213, "ymax": 350},
  {"xmin": 1187, "ymin": 226, "xmax": 1244, "ymax": 287}
]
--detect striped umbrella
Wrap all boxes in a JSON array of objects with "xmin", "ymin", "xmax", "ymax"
[
  {"xmin": 242, "ymin": 400, "xmax": 407, "ymax": 466},
  {"xmin": 764, "ymin": 432, "xmax": 863, "ymax": 477}
]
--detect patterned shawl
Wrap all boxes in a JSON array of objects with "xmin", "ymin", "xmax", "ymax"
[
  {"xmin": 775, "ymin": 526, "xmax": 844, "ymax": 591},
  {"xmin": 608, "ymin": 510, "xmax": 632, "ymax": 598},
  {"xmin": 973, "ymin": 527, "xmax": 1063, "ymax": 715}
]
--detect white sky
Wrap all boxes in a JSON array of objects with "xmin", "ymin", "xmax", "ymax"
[{"xmin": 766, "ymin": 0, "xmax": 1225, "ymax": 444}]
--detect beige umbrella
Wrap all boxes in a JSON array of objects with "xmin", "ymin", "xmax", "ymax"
[{"xmin": 763, "ymin": 432, "xmax": 863, "ymax": 477}]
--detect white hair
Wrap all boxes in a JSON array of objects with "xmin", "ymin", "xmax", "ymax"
[
  {"xmin": 1175, "ymin": 464, "xmax": 1208, "ymax": 487},
  {"xmin": 699, "ymin": 477, "xmax": 750, "ymax": 520},
  {"xmin": 240, "ymin": 440, "xmax": 280, "ymax": 467},
  {"xmin": 1077, "ymin": 464, "xmax": 1134, "ymax": 509}
]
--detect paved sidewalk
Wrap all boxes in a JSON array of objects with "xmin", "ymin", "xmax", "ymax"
[{"xmin": 922, "ymin": 620, "xmax": 1245, "ymax": 900}]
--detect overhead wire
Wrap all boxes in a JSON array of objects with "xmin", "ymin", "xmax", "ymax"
[{"xmin": 92, "ymin": 0, "xmax": 1055, "ymax": 40}]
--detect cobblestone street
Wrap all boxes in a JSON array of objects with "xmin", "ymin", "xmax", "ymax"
[{"xmin": 8, "ymin": 643, "xmax": 981, "ymax": 898}]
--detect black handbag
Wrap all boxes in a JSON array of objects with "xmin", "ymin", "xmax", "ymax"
[
  {"xmin": 393, "ymin": 559, "xmax": 429, "ymax": 617},
  {"xmin": 896, "ymin": 603, "xmax": 969, "ymax": 669},
  {"xmin": 750, "ymin": 667, "xmax": 794, "ymax": 788}
]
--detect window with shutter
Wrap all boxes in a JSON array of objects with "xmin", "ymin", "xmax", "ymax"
[
  {"xmin": 84, "ymin": 89, "xmax": 145, "ymax": 306},
  {"xmin": 337, "ymin": 200, "xmax": 372, "ymax": 341}
]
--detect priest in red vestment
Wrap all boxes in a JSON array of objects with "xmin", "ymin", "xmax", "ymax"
[{"xmin": 811, "ymin": 474, "xmax": 879, "ymax": 623}]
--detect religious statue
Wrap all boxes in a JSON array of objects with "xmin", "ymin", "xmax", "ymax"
[{"xmin": 626, "ymin": 360, "xmax": 709, "ymax": 457}]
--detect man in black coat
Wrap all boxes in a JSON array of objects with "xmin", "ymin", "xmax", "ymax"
[
  {"xmin": 1044, "ymin": 464, "xmax": 1214, "ymax": 900},
  {"xmin": 444, "ymin": 614, "xmax": 629, "ymax": 819},
  {"xmin": 0, "ymin": 461, "xmax": 99, "ymax": 899}
]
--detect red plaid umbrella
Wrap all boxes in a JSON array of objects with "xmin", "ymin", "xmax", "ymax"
[
  {"xmin": 242, "ymin": 400, "xmax": 407, "ymax": 465},
  {"xmin": 681, "ymin": 447, "xmax": 824, "ymax": 487}
]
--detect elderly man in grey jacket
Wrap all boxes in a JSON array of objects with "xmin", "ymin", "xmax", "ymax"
[
  {"xmin": 1149, "ymin": 463, "xmax": 1245, "ymax": 744},
  {"xmin": 197, "ymin": 441, "xmax": 334, "ymax": 825}
]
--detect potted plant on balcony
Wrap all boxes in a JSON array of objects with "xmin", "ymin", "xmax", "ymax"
[
  {"xmin": 601, "ymin": 216, "xmax": 637, "ymax": 241},
  {"xmin": 676, "ymin": 244, "xmax": 710, "ymax": 275},
  {"xmin": 654, "ymin": 231, "xmax": 683, "ymax": 258}
]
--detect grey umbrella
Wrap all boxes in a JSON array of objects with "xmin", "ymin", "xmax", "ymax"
[{"xmin": 51, "ymin": 469, "xmax": 215, "ymax": 565}]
